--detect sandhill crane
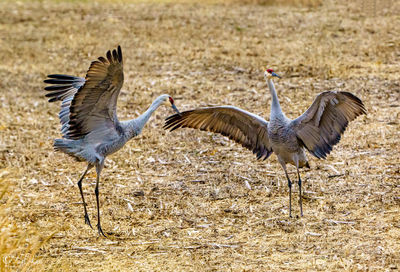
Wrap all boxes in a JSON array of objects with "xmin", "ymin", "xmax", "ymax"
[
  {"xmin": 44, "ymin": 46, "xmax": 180, "ymax": 236},
  {"xmin": 165, "ymin": 69, "xmax": 366, "ymax": 217}
]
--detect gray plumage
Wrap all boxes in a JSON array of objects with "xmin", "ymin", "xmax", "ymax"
[
  {"xmin": 45, "ymin": 46, "xmax": 179, "ymax": 236},
  {"xmin": 165, "ymin": 69, "xmax": 366, "ymax": 217}
]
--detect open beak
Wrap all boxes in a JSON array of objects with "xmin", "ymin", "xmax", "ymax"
[
  {"xmin": 271, "ymin": 72, "xmax": 281, "ymax": 79},
  {"xmin": 171, "ymin": 103, "xmax": 181, "ymax": 115}
]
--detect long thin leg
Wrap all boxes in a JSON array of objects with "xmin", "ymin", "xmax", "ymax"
[
  {"xmin": 95, "ymin": 159, "xmax": 106, "ymax": 237},
  {"xmin": 285, "ymin": 170, "xmax": 293, "ymax": 218},
  {"xmin": 77, "ymin": 164, "xmax": 94, "ymax": 228},
  {"xmin": 279, "ymin": 159, "xmax": 292, "ymax": 218},
  {"xmin": 296, "ymin": 166, "xmax": 303, "ymax": 217}
]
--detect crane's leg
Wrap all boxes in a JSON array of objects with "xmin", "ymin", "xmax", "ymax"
[
  {"xmin": 296, "ymin": 165, "xmax": 303, "ymax": 217},
  {"xmin": 95, "ymin": 159, "xmax": 106, "ymax": 237},
  {"xmin": 77, "ymin": 164, "xmax": 94, "ymax": 228},
  {"xmin": 278, "ymin": 159, "xmax": 292, "ymax": 217}
]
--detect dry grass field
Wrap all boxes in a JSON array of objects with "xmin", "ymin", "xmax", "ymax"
[{"xmin": 1, "ymin": 0, "xmax": 399, "ymax": 270}]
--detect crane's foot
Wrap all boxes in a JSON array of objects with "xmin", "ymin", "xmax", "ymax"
[
  {"xmin": 84, "ymin": 213, "xmax": 93, "ymax": 229},
  {"xmin": 97, "ymin": 223, "xmax": 107, "ymax": 237}
]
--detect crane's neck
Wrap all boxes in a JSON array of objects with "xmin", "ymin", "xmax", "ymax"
[
  {"xmin": 268, "ymin": 78, "xmax": 284, "ymax": 118},
  {"xmin": 124, "ymin": 95, "xmax": 167, "ymax": 139}
]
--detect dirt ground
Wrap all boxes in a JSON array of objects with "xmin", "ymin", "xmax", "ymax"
[{"xmin": 0, "ymin": 0, "xmax": 399, "ymax": 271}]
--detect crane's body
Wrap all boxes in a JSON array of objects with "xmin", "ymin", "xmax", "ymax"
[
  {"xmin": 267, "ymin": 79, "xmax": 309, "ymax": 169},
  {"xmin": 45, "ymin": 46, "xmax": 179, "ymax": 236},
  {"xmin": 165, "ymin": 69, "xmax": 366, "ymax": 217},
  {"xmin": 54, "ymin": 95, "xmax": 171, "ymax": 163}
]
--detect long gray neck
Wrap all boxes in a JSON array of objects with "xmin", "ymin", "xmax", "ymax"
[
  {"xmin": 124, "ymin": 95, "xmax": 167, "ymax": 139},
  {"xmin": 268, "ymin": 78, "xmax": 284, "ymax": 118}
]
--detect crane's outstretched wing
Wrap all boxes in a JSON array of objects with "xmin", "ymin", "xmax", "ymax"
[
  {"xmin": 44, "ymin": 46, "xmax": 123, "ymax": 140},
  {"xmin": 291, "ymin": 91, "xmax": 366, "ymax": 159},
  {"xmin": 66, "ymin": 46, "xmax": 124, "ymax": 140},
  {"xmin": 44, "ymin": 74, "xmax": 86, "ymax": 137},
  {"xmin": 165, "ymin": 106, "xmax": 273, "ymax": 160}
]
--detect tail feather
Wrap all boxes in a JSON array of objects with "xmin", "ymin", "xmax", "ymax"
[
  {"xmin": 53, "ymin": 138, "xmax": 89, "ymax": 162},
  {"xmin": 53, "ymin": 139, "xmax": 72, "ymax": 153},
  {"xmin": 54, "ymin": 139, "xmax": 80, "ymax": 155}
]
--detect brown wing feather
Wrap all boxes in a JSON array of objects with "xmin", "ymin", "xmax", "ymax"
[
  {"xmin": 291, "ymin": 91, "xmax": 366, "ymax": 159},
  {"xmin": 165, "ymin": 106, "xmax": 273, "ymax": 160},
  {"xmin": 67, "ymin": 46, "xmax": 124, "ymax": 139}
]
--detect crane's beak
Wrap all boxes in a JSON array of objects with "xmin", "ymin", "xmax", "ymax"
[
  {"xmin": 168, "ymin": 96, "xmax": 181, "ymax": 115},
  {"xmin": 171, "ymin": 103, "xmax": 181, "ymax": 115},
  {"xmin": 271, "ymin": 72, "xmax": 281, "ymax": 79}
]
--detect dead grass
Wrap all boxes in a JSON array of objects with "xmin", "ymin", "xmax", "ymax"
[
  {"xmin": 0, "ymin": 0, "xmax": 399, "ymax": 270},
  {"xmin": 0, "ymin": 169, "xmax": 53, "ymax": 271}
]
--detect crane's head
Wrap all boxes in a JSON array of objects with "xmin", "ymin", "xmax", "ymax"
[
  {"xmin": 264, "ymin": 69, "xmax": 281, "ymax": 80},
  {"xmin": 168, "ymin": 96, "xmax": 181, "ymax": 115}
]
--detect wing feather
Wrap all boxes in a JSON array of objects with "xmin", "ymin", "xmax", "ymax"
[
  {"xmin": 165, "ymin": 106, "xmax": 273, "ymax": 160},
  {"xmin": 44, "ymin": 46, "xmax": 124, "ymax": 140},
  {"xmin": 291, "ymin": 91, "xmax": 366, "ymax": 159},
  {"xmin": 67, "ymin": 46, "xmax": 124, "ymax": 139},
  {"xmin": 44, "ymin": 74, "xmax": 85, "ymax": 137}
]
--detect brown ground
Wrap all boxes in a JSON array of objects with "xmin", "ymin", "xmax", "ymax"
[{"xmin": 0, "ymin": 0, "xmax": 399, "ymax": 271}]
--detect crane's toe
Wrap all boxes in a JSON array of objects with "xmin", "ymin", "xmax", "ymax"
[
  {"xmin": 84, "ymin": 213, "xmax": 93, "ymax": 229},
  {"xmin": 97, "ymin": 223, "xmax": 107, "ymax": 237}
]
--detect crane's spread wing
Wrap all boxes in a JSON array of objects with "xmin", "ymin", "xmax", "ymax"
[
  {"xmin": 44, "ymin": 74, "xmax": 86, "ymax": 137},
  {"xmin": 66, "ymin": 46, "xmax": 124, "ymax": 139},
  {"xmin": 291, "ymin": 91, "xmax": 366, "ymax": 159},
  {"xmin": 165, "ymin": 106, "xmax": 273, "ymax": 160}
]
